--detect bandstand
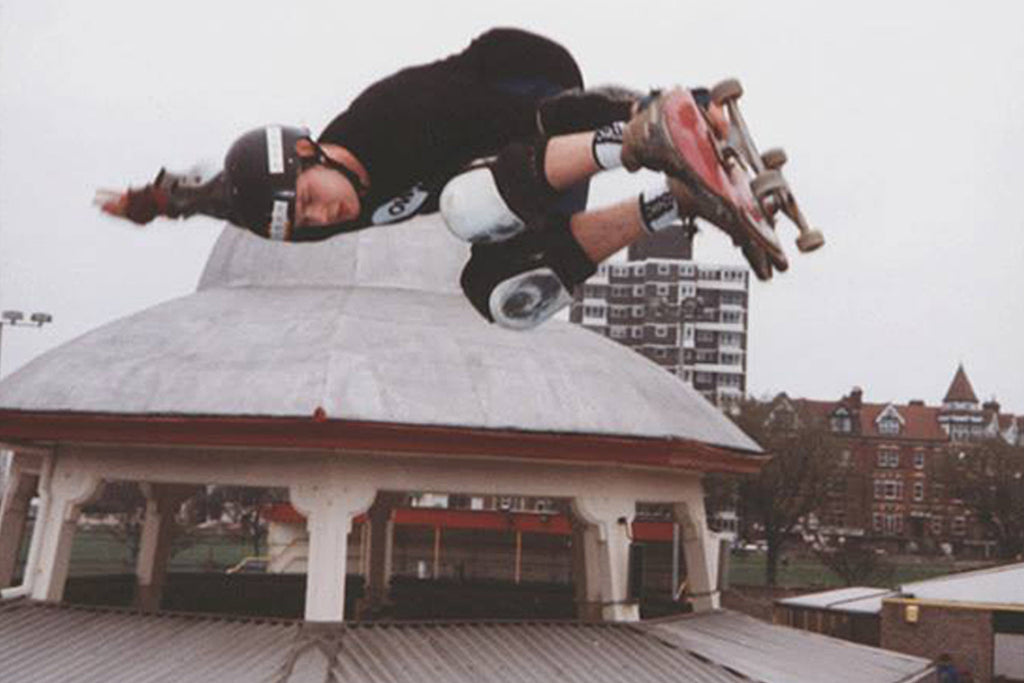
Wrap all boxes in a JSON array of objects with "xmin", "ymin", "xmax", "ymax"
[
  {"xmin": 0, "ymin": 217, "xmax": 938, "ymax": 683},
  {"xmin": 0, "ymin": 215, "xmax": 764, "ymax": 623}
]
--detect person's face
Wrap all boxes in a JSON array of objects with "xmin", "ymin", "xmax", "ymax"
[{"xmin": 294, "ymin": 164, "xmax": 360, "ymax": 228}]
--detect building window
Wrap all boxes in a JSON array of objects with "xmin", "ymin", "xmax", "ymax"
[
  {"xmin": 877, "ymin": 448, "xmax": 900, "ymax": 468},
  {"xmin": 612, "ymin": 266, "xmax": 627, "ymax": 277},
  {"xmin": 655, "ymin": 325, "xmax": 668, "ymax": 338},
  {"xmin": 697, "ymin": 331, "xmax": 716, "ymax": 344},
  {"xmin": 839, "ymin": 449, "xmax": 852, "ymax": 466},
  {"xmin": 913, "ymin": 482, "xmax": 925, "ymax": 501},
  {"xmin": 657, "ymin": 263, "xmax": 670, "ymax": 275},
  {"xmin": 610, "ymin": 326, "xmax": 627, "ymax": 339},
  {"xmin": 630, "ymin": 327, "xmax": 642, "ymax": 339},
  {"xmin": 952, "ymin": 516, "xmax": 967, "ymax": 535},
  {"xmin": 633, "ymin": 265, "xmax": 645, "ymax": 276},
  {"xmin": 930, "ymin": 517, "xmax": 943, "ymax": 536},
  {"xmin": 656, "ymin": 283, "xmax": 669, "ymax": 296},
  {"xmin": 631, "ymin": 305, "xmax": 644, "ymax": 316},
  {"xmin": 874, "ymin": 478, "xmax": 903, "ymax": 500},
  {"xmin": 722, "ymin": 310, "xmax": 742, "ymax": 324},
  {"xmin": 831, "ymin": 409, "xmax": 853, "ymax": 434},
  {"xmin": 874, "ymin": 513, "xmax": 903, "ymax": 535},
  {"xmin": 913, "ymin": 451, "xmax": 925, "ymax": 469},
  {"xmin": 720, "ymin": 332, "xmax": 741, "ymax": 347},
  {"xmin": 878, "ymin": 417, "xmax": 901, "ymax": 435}
]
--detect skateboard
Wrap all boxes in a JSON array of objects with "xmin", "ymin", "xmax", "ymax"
[
  {"xmin": 709, "ymin": 78, "xmax": 824, "ymax": 256},
  {"xmin": 631, "ymin": 81, "xmax": 823, "ymax": 280}
]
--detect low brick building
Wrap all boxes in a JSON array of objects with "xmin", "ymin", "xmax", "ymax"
[{"xmin": 776, "ymin": 563, "xmax": 1024, "ymax": 682}]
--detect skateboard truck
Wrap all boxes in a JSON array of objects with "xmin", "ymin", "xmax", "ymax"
[{"xmin": 709, "ymin": 79, "xmax": 824, "ymax": 254}]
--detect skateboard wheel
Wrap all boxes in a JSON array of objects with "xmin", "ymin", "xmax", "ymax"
[
  {"xmin": 710, "ymin": 78, "xmax": 743, "ymax": 105},
  {"xmin": 751, "ymin": 169, "xmax": 786, "ymax": 198},
  {"xmin": 796, "ymin": 229, "xmax": 825, "ymax": 253},
  {"xmin": 761, "ymin": 148, "xmax": 787, "ymax": 170}
]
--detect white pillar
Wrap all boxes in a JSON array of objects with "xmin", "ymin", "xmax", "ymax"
[
  {"xmin": 291, "ymin": 480, "xmax": 376, "ymax": 622},
  {"xmin": 29, "ymin": 454, "xmax": 103, "ymax": 602},
  {"xmin": 0, "ymin": 455, "xmax": 41, "ymax": 588},
  {"xmin": 673, "ymin": 500, "xmax": 721, "ymax": 612},
  {"xmin": 135, "ymin": 483, "xmax": 196, "ymax": 612},
  {"xmin": 572, "ymin": 495, "xmax": 638, "ymax": 622}
]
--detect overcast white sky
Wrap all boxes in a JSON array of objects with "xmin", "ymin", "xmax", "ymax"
[{"xmin": 1, "ymin": 0, "xmax": 1022, "ymax": 413}]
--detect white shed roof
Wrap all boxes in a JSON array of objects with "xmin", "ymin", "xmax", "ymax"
[
  {"xmin": 778, "ymin": 561, "xmax": 1024, "ymax": 615},
  {"xmin": 776, "ymin": 587, "xmax": 897, "ymax": 614},
  {"xmin": 901, "ymin": 562, "xmax": 1024, "ymax": 606},
  {"xmin": 0, "ymin": 217, "xmax": 760, "ymax": 453}
]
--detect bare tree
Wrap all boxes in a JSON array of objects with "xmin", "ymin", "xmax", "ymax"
[
  {"xmin": 813, "ymin": 536, "xmax": 893, "ymax": 586},
  {"xmin": 732, "ymin": 398, "xmax": 839, "ymax": 586},
  {"xmin": 946, "ymin": 439, "xmax": 1024, "ymax": 560}
]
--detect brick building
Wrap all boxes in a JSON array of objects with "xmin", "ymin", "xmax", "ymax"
[
  {"xmin": 569, "ymin": 225, "xmax": 749, "ymax": 410},
  {"xmin": 775, "ymin": 563, "xmax": 1024, "ymax": 682},
  {"xmin": 768, "ymin": 365, "xmax": 1022, "ymax": 553}
]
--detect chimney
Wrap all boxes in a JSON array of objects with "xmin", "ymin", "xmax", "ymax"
[
  {"xmin": 848, "ymin": 386, "xmax": 863, "ymax": 408},
  {"xmin": 983, "ymin": 398, "xmax": 1001, "ymax": 413},
  {"xmin": 909, "ymin": 399, "xmax": 925, "ymax": 407}
]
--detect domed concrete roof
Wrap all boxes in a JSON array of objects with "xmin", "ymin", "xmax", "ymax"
[{"xmin": 0, "ymin": 217, "xmax": 759, "ymax": 453}]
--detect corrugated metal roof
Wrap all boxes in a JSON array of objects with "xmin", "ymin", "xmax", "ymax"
[
  {"xmin": 0, "ymin": 601, "xmax": 934, "ymax": 683},
  {"xmin": 651, "ymin": 610, "xmax": 934, "ymax": 683},
  {"xmin": 0, "ymin": 218, "xmax": 760, "ymax": 454},
  {"xmin": 776, "ymin": 586, "xmax": 897, "ymax": 614}
]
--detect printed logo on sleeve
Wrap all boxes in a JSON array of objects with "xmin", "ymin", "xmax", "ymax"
[{"xmin": 372, "ymin": 184, "xmax": 430, "ymax": 225}]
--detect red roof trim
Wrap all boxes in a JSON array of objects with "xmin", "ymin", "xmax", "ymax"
[
  {"xmin": 262, "ymin": 502, "xmax": 675, "ymax": 540},
  {"xmin": 0, "ymin": 410, "xmax": 767, "ymax": 475}
]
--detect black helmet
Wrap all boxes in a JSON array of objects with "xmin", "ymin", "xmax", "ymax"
[
  {"xmin": 223, "ymin": 124, "xmax": 369, "ymax": 241},
  {"xmin": 223, "ymin": 124, "xmax": 309, "ymax": 240}
]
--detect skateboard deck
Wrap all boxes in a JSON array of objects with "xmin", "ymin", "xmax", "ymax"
[
  {"xmin": 658, "ymin": 87, "xmax": 787, "ymax": 276},
  {"xmin": 641, "ymin": 82, "xmax": 823, "ymax": 279}
]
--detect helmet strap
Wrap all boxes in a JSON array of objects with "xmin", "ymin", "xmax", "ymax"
[{"xmin": 302, "ymin": 137, "xmax": 369, "ymax": 196}]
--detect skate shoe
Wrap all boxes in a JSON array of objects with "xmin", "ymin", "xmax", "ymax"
[{"xmin": 622, "ymin": 87, "xmax": 788, "ymax": 278}]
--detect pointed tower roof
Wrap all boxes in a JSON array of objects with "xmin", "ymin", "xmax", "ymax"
[{"xmin": 943, "ymin": 364, "xmax": 979, "ymax": 404}]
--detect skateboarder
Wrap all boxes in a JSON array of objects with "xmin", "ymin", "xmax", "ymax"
[{"xmin": 100, "ymin": 28, "xmax": 764, "ymax": 329}]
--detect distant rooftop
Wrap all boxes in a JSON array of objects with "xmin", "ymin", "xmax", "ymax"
[
  {"xmin": 900, "ymin": 561, "xmax": 1024, "ymax": 607},
  {"xmin": 778, "ymin": 561, "xmax": 1024, "ymax": 615},
  {"xmin": 943, "ymin": 364, "xmax": 979, "ymax": 404},
  {"xmin": 776, "ymin": 586, "xmax": 897, "ymax": 615}
]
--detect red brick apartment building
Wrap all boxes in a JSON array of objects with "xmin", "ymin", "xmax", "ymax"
[{"xmin": 768, "ymin": 365, "xmax": 1023, "ymax": 554}]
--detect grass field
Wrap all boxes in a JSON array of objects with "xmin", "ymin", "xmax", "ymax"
[{"xmin": 727, "ymin": 552, "xmax": 970, "ymax": 589}]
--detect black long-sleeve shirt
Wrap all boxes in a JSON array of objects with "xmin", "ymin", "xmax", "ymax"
[{"xmin": 307, "ymin": 28, "xmax": 584, "ymax": 236}]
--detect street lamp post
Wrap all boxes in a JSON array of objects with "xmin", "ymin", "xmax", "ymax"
[{"xmin": 0, "ymin": 310, "xmax": 53, "ymax": 378}]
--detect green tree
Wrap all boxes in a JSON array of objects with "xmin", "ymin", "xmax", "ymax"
[{"xmin": 732, "ymin": 397, "xmax": 839, "ymax": 586}]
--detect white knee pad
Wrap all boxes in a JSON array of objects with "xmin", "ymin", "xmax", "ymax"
[
  {"xmin": 489, "ymin": 266, "xmax": 573, "ymax": 330},
  {"xmin": 440, "ymin": 167, "xmax": 526, "ymax": 244}
]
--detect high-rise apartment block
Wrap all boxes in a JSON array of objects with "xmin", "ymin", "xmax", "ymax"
[{"xmin": 569, "ymin": 226, "xmax": 749, "ymax": 409}]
